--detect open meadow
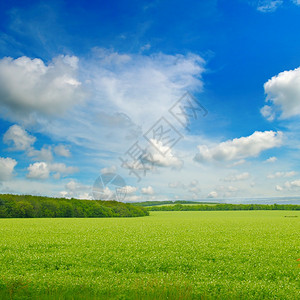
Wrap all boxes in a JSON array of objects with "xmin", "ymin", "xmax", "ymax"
[{"xmin": 0, "ymin": 211, "xmax": 299, "ymax": 299}]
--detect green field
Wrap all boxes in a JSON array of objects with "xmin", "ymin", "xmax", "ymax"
[{"xmin": 0, "ymin": 211, "xmax": 299, "ymax": 299}]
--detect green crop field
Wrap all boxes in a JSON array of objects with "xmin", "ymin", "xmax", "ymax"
[{"xmin": 0, "ymin": 211, "xmax": 299, "ymax": 299}]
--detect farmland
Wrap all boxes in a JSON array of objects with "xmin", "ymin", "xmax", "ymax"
[{"xmin": 0, "ymin": 211, "xmax": 299, "ymax": 299}]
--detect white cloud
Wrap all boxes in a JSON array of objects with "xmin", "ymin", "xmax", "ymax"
[
  {"xmin": 267, "ymin": 171, "xmax": 297, "ymax": 179},
  {"xmin": 207, "ymin": 191, "xmax": 218, "ymax": 198},
  {"xmin": 13, "ymin": 50, "xmax": 205, "ymax": 159},
  {"xmin": 125, "ymin": 195, "xmax": 143, "ymax": 202},
  {"xmin": 0, "ymin": 55, "xmax": 84, "ymax": 120},
  {"xmin": 1, "ymin": 178, "xmax": 65, "ymax": 197},
  {"xmin": 28, "ymin": 146, "xmax": 53, "ymax": 161},
  {"xmin": 257, "ymin": 0, "xmax": 283, "ymax": 12},
  {"xmin": 65, "ymin": 180, "xmax": 84, "ymax": 191},
  {"xmin": 27, "ymin": 162, "xmax": 49, "ymax": 179},
  {"xmin": 3, "ymin": 124, "xmax": 36, "ymax": 150},
  {"xmin": 49, "ymin": 163, "xmax": 78, "ymax": 175},
  {"xmin": 215, "ymin": 185, "xmax": 239, "ymax": 198},
  {"xmin": 223, "ymin": 172, "xmax": 250, "ymax": 182},
  {"xmin": 54, "ymin": 145, "xmax": 71, "ymax": 157},
  {"xmin": 168, "ymin": 179, "xmax": 199, "ymax": 191},
  {"xmin": 274, "ymin": 179, "xmax": 300, "ymax": 192},
  {"xmin": 88, "ymin": 49, "xmax": 205, "ymax": 127},
  {"xmin": 59, "ymin": 191, "xmax": 69, "ymax": 198},
  {"xmin": 144, "ymin": 139, "xmax": 183, "ymax": 169},
  {"xmin": 61, "ymin": 180, "xmax": 92, "ymax": 199},
  {"xmin": 0, "ymin": 157, "xmax": 17, "ymax": 181},
  {"xmin": 229, "ymin": 159, "xmax": 246, "ymax": 167},
  {"xmin": 260, "ymin": 105, "xmax": 275, "ymax": 121},
  {"xmin": 141, "ymin": 186, "xmax": 154, "ymax": 195},
  {"xmin": 100, "ymin": 166, "xmax": 117, "ymax": 174},
  {"xmin": 289, "ymin": 180, "xmax": 300, "ymax": 187},
  {"xmin": 140, "ymin": 43, "xmax": 151, "ymax": 51},
  {"xmin": 100, "ymin": 186, "xmax": 115, "ymax": 199},
  {"xmin": 65, "ymin": 180, "xmax": 90, "ymax": 193},
  {"xmin": 77, "ymin": 192, "xmax": 93, "ymax": 200},
  {"xmin": 262, "ymin": 67, "xmax": 300, "ymax": 119},
  {"xmin": 265, "ymin": 156, "xmax": 277, "ymax": 163},
  {"xmin": 194, "ymin": 131, "xmax": 282, "ymax": 162},
  {"xmin": 284, "ymin": 179, "xmax": 300, "ymax": 189},
  {"xmin": 120, "ymin": 138, "xmax": 183, "ymax": 175},
  {"xmin": 119, "ymin": 185, "xmax": 138, "ymax": 194},
  {"xmin": 27, "ymin": 162, "xmax": 78, "ymax": 180},
  {"xmin": 216, "ymin": 185, "xmax": 238, "ymax": 192}
]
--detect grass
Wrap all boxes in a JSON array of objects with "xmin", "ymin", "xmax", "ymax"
[{"xmin": 0, "ymin": 211, "xmax": 299, "ymax": 299}]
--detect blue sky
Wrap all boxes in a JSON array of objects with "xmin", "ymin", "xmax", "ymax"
[{"xmin": 1, "ymin": 0, "xmax": 300, "ymax": 201}]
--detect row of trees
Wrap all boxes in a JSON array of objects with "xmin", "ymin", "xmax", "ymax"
[
  {"xmin": 148, "ymin": 203, "xmax": 300, "ymax": 211},
  {"xmin": 132, "ymin": 200, "xmax": 215, "ymax": 206},
  {"xmin": 0, "ymin": 194, "xmax": 149, "ymax": 218}
]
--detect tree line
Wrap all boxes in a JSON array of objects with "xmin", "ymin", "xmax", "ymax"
[
  {"xmin": 0, "ymin": 194, "xmax": 149, "ymax": 218},
  {"xmin": 148, "ymin": 203, "xmax": 300, "ymax": 211},
  {"xmin": 132, "ymin": 200, "xmax": 216, "ymax": 207}
]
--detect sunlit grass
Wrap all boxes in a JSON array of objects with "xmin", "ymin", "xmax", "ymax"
[{"xmin": 0, "ymin": 211, "xmax": 299, "ymax": 299}]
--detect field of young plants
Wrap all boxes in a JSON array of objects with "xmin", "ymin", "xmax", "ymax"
[{"xmin": 0, "ymin": 211, "xmax": 299, "ymax": 299}]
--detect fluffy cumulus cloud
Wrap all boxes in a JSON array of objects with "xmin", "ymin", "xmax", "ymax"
[
  {"xmin": 2, "ymin": 50, "xmax": 205, "ymax": 157},
  {"xmin": 144, "ymin": 139, "xmax": 183, "ymax": 169},
  {"xmin": 265, "ymin": 156, "xmax": 277, "ymax": 163},
  {"xmin": 168, "ymin": 180, "xmax": 201, "ymax": 197},
  {"xmin": 194, "ymin": 131, "xmax": 282, "ymax": 162},
  {"xmin": 60, "ymin": 180, "xmax": 92, "ymax": 199},
  {"xmin": 27, "ymin": 162, "xmax": 49, "ymax": 179},
  {"xmin": 223, "ymin": 172, "xmax": 250, "ymax": 182},
  {"xmin": 3, "ymin": 125, "xmax": 36, "ymax": 150},
  {"xmin": 65, "ymin": 180, "xmax": 83, "ymax": 191},
  {"xmin": 26, "ymin": 162, "xmax": 78, "ymax": 180},
  {"xmin": 141, "ymin": 186, "xmax": 154, "ymax": 195},
  {"xmin": 0, "ymin": 157, "xmax": 17, "ymax": 181},
  {"xmin": 207, "ymin": 191, "xmax": 218, "ymax": 198},
  {"xmin": 262, "ymin": 67, "xmax": 300, "ymax": 120},
  {"xmin": 100, "ymin": 166, "xmax": 117, "ymax": 174},
  {"xmin": 0, "ymin": 55, "xmax": 84, "ymax": 120},
  {"xmin": 275, "ymin": 179, "xmax": 300, "ymax": 192},
  {"xmin": 120, "ymin": 138, "xmax": 183, "ymax": 175},
  {"xmin": 119, "ymin": 185, "xmax": 138, "ymax": 194},
  {"xmin": 287, "ymin": 180, "xmax": 300, "ymax": 188}
]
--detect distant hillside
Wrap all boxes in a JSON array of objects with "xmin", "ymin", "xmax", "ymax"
[{"xmin": 0, "ymin": 194, "xmax": 148, "ymax": 218}]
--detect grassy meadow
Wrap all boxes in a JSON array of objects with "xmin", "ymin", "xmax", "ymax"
[{"xmin": 0, "ymin": 211, "xmax": 299, "ymax": 299}]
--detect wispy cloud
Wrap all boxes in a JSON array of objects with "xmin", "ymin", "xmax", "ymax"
[{"xmin": 257, "ymin": 0, "xmax": 283, "ymax": 13}]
